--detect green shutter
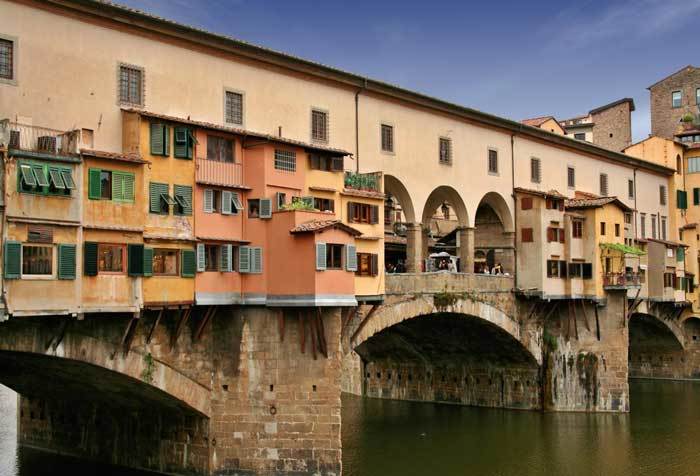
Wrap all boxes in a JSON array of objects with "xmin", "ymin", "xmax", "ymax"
[
  {"xmin": 694, "ymin": 188, "xmax": 700, "ymax": 206},
  {"xmin": 150, "ymin": 123, "xmax": 165, "ymax": 156},
  {"xmin": 122, "ymin": 173, "xmax": 135, "ymax": 202},
  {"xmin": 181, "ymin": 249, "xmax": 196, "ymax": 277},
  {"xmin": 88, "ymin": 169, "xmax": 102, "ymax": 200},
  {"xmin": 83, "ymin": 242, "xmax": 98, "ymax": 276},
  {"xmin": 3, "ymin": 241, "xmax": 21, "ymax": 279},
  {"xmin": 149, "ymin": 182, "xmax": 168, "ymax": 214},
  {"xmin": 57, "ymin": 244, "xmax": 76, "ymax": 280},
  {"xmin": 128, "ymin": 244, "xmax": 144, "ymax": 276},
  {"xmin": 174, "ymin": 126, "xmax": 192, "ymax": 159},
  {"xmin": 174, "ymin": 185, "xmax": 193, "ymax": 216},
  {"xmin": 143, "ymin": 247, "xmax": 153, "ymax": 277},
  {"xmin": 677, "ymin": 190, "xmax": 688, "ymax": 210},
  {"xmin": 112, "ymin": 172, "xmax": 124, "ymax": 202},
  {"xmin": 677, "ymin": 247, "xmax": 686, "ymax": 262}
]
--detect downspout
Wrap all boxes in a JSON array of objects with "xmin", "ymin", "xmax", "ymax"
[
  {"xmin": 354, "ymin": 79, "xmax": 368, "ymax": 173},
  {"xmin": 633, "ymin": 168, "xmax": 638, "ymax": 240},
  {"xmin": 511, "ymin": 130, "xmax": 518, "ymax": 289}
]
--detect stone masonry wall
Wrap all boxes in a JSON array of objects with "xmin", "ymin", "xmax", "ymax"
[
  {"xmin": 591, "ymin": 102, "xmax": 632, "ymax": 152},
  {"xmin": 650, "ymin": 66, "xmax": 700, "ymax": 139}
]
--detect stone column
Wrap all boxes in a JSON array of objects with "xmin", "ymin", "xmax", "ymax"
[
  {"xmin": 405, "ymin": 222, "xmax": 423, "ymax": 273},
  {"xmin": 458, "ymin": 226, "xmax": 474, "ymax": 273}
]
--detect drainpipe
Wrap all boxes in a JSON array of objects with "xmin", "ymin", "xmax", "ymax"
[
  {"xmin": 354, "ymin": 79, "xmax": 368, "ymax": 173},
  {"xmin": 634, "ymin": 168, "xmax": 638, "ymax": 240},
  {"xmin": 511, "ymin": 131, "xmax": 518, "ymax": 289}
]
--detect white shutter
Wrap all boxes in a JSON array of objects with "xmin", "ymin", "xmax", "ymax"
[
  {"xmin": 238, "ymin": 246, "xmax": 250, "ymax": 273},
  {"xmin": 346, "ymin": 244, "xmax": 357, "ymax": 271},
  {"xmin": 220, "ymin": 244, "xmax": 232, "ymax": 272},
  {"xmin": 231, "ymin": 192, "xmax": 244, "ymax": 212},
  {"xmin": 196, "ymin": 243, "xmax": 206, "ymax": 272},
  {"xmin": 316, "ymin": 242, "xmax": 327, "ymax": 271},
  {"xmin": 221, "ymin": 190, "xmax": 232, "ymax": 215},
  {"xmin": 252, "ymin": 247, "xmax": 263, "ymax": 273},
  {"xmin": 203, "ymin": 189, "xmax": 214, "ymax": 213},
  {"xmin": 260, "ymin": 198, "xmax": 272, "ymax": 218}
]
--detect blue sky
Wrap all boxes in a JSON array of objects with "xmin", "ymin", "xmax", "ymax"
[{"xmin": 119, "ymin": 0, "xmax": 699, "ymax": 141}]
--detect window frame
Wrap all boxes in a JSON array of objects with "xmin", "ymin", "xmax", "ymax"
[
  {"xmin": 274, "ymin": 149, "xmax": 296, "ymax": 172},
  {"xmin": 117, "ymin": 62, "xmax": 144, "ymax": 107},
  {"xmin": 311, "ymin": 107, "xmax": 329, "ymax": 143},
  {"xmin": 567, "ymin": 166, "xmax": 575, "ymax": 189},
  {"xmin": 206, "ymin": 135, "xmax": 235, "ymax": 163},
  {"xmin": 152, "ymin": 248, "xmax": 180, "ymax": 276},
  {"xmin": 438, "ymin": 137, "xmax": 452, "ymax": 165},
  {"xmin": 487, "ymin": 147, "xmax": 499, "ymax": 175},
  {"xmin": 97, "ymin": 243, "xmax": 126, "ymax": 274},
  {"xmin": 21, "ymin": 243, "xmax": 54, "ymax": 279},
  {"xmin": 223, "ymin": 88, "xmax": 245, "ymax": 126},
  {"xmin": 530, "ymin": 157, "xmax": 541, "ymax": 183},
  {"xmin": 381, "ymin": 123, "xmax": 394, "ymax": 154},
  {"xmin": 204, "ymin": 244, "xmax": 220, "ymax": 272},
  {"xmin": 0, "ymin": 34, "xmax": 17, "ymax": 85},
  {"xmin": 660, "ymin": 185, "xmax": 667, "ymax": 205},
  {"xmin": 356, "ymin": 252, "xmax": 378, "ymax": 277},
  {"xmin": 572, "ymin": 220, "xmax": 583, "ymax": 239},
  {"xmin": 574, "ymin": 132, "xmax": 586, "ymax": 141},
  {"xmin": 326, "ymin": 243, "xmax": 343, "ymax": 270},
  {"xmin": 628, "ymin": 179, "xmax": 634, "ymax": 199},
  {"xmin": 672, "ymin": 90, "xmax": 682, "ymax": 108},
  {"xmin": 599, "ymin": 173, "xmax": 609, "ymax": 196}
]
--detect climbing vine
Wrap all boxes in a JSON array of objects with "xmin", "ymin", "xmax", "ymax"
[{"xmin": 141, "ymin": 352, "xmax": 155, "ymax": 384}]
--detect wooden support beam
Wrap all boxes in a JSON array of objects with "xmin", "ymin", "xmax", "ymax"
[
  {"xmin": 542, "ymin": 301, "xmax": 559, "ymax": 322},
  {"xmin": 580, "ymin": 299, "xmax": 591, "ymax": 332},
  {"xmin": 350, "ymin": 304, "xmax": 380, "ymax": 344},
  {"xmin": 171, "ymin": 307, "xmax": 191, "ymax": 349},
  {"xmin": 626, "ymin": 287, "xmax": 642, "ymax": 320},
  {"xmin": 525, "ymin": 300, "xmax": 541, "ymax": 322},
  {"xmin": 46, "ymin": 316, "xmax": 71, "ymax": 352},
  {"xmin": 340, "ymin": 306, "xmax": 356, "ymax": 338},
  {"xmin": 146, "ymin": 308, "xmax": 164, "ymax": 344},
  {"xmin": 571, "ymin": 300, "xmax": 579, "ymax": 340},
  {"xmin": 316, "ymin": 308, "xmax": 328, "ymax": 358},
  {"xmin": 594, "ymin": 303, "xmax": 601, "ymax": 341},
  {"xmin": 121, "ymin": 313, "xmax": 141, "ymax": 357},
  {"xmin": 278, "ymin": 309, "xmax": 285, "ymax": 342},
  {"xmin": 565, "ymin": 300, "xmax": 571, "ymax": 339},
  {"xmin": 299, "ymin": 310, "xmax": 306, "ymax": 354},
  {"xmin": 309, "ymin": 310, "xmax": 318, "ymax": 360},
  {"xmin": 194, "ymin": 306, "xmax": 216, "ymax": 342}
]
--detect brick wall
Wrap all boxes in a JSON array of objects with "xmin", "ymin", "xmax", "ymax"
[
  {"xmin": 591, "ymin": 102, "xmax": 632, "ymax": 152},
  {"xmin": 650, "ymin": 66, "xmax": 700, "ymax": 139}
]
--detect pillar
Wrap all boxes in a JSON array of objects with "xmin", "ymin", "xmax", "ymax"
[
  {"xmin": 501, "ymin": 232, "xmax": 516, "ymax": 276},
  {"xmin": 458, "ymin": 226, "xmax": 474, "ymax": 273},
  {"xmin": 405, "ymin": 222, "xmax": 423, "ymax": 273}
]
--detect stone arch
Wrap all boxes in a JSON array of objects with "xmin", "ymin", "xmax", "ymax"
[
  {"xmin": 629, "ymin": 312, "xmax": 685, "ymax": 351},
  {"xmin": 476, "ymin": 191, "xmax": 514, "ymax": 233},
  {"xmin": 421, "ymin": 185, "xmax": 469, "ymax": 228},
  {"xmin": 351, "ymin": 294, "xmax": 541, "ymax": 365},
  {"xmin": 384, "ymin": 174, "xmax": 416, "ymax": 224},
  {"xmin": 0, "ymin": 319, "xmax": 210, "ymax": 417},
  {"xmin": 682, "ymin": 316, "xmax": 700, "ymax": 344}
]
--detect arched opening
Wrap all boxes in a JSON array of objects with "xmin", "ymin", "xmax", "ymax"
[
  {"xmin": 384, "ymin": 175, "xmax": 417, "ymax": 273},
  {"xmin": 354, "ymin": 312, "xmax": 540, "ymax": 409},
  {"xmin": 629, "ymin": 312, "xmax": 684, "ymax": 379},
  {"xmin": 473, "ymin": 192, "xmax": 514, "ymax": 275},
  {"xmin": 421, "ymin": 186, "xmax": 469, "ymax": 272}
]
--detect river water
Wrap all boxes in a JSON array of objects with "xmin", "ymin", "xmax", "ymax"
[{"xmin": 1, "ymin": 380, "xmax": 699, "ymax": 475}]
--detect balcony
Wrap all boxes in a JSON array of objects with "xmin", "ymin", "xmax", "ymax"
[
  {"xmin": 196, "ymin": 158, "xmax": 244, "ymax": 188},
  {"xmin": 1, "ymin": 120, "xmax": 80, "ymax": 156},
  {"xmin": 344, "ymin": 171, "xmax": 382, "ymax": 194},
  {"xmin": 603, "ymin": 272, "xmax": 641, "ymax": 290}
]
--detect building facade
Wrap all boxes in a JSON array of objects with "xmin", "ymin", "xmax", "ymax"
[
  {"xmin": 559, "ymin": 98, "xmax": 635, "ymax": 152},
  {"xmin": 649, "ymin": 65, "xmax": 700, "ymax": 140}
]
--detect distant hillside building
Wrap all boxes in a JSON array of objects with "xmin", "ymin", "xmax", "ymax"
[
  {"xmin": 559, "ymin": 98, "xmax": 635, "ymax": 152},
  {"xmin": 521, "ymin": 116, "xmax": 566, "ymax": 135},
  {"xmin": 649, "ymin": 65, "xmax": 700, "ymax": 140}
]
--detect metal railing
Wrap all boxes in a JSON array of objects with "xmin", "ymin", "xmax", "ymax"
[
  {"xmin": 1, "ymin": 120, "xmax": 79, "ymax": 155},
  {"xmin": 344, "ymin": 171, "xmax": 382, "ymax": 193},
  {"xmin": 603, "ymin": 272, "xmax": 641, "ymax": 288},
  {"xmin": 196, "ymin": 158, "xmax": 244, "ymax": 187}
]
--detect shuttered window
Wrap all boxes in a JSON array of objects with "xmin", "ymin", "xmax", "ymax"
[
  {"xmin": 259, "ymin": 198, "xmax": 272, "ymax": 218},
  {"xmin": 83, "ymin": 242, "xmax": 99, "ymax": 276},
  {"xmin": 197, "ymin": 243, "xmax": 206, "ymax": 272},
  {"xmin": 238, "ymin": 246, "xmax": 262, "ymax": 273},
  {"xmin": 173, "ymin": 126, "xmax": 193, "ymax": 159},
  {"xmin": 203, "ymin": 189, "xmax": 214, "ymax": 213},
  {"xmin": 628, "ymin": 179, "xmax": 634, "ymax": 199},
  {"xmin": 3, "ymin": 241, "xmax": 21, "ymax": 279},
  {"xmin": 18, "ymin": 162, "xmax": 73, "ymax": 196},
  {"xmin": 150, "ymin": 123, "xmax": 170, "ymax": 156},
  {"xmin": 521, "ymin": 197, "xmax": 533, "ymax": 210},
  {"xmin": 530, "ymin": 158, "xmax": 541, "ymax": 183},
  {"xmin": 90, "ymin": 169, "xmax": 135, "ymax": 203},
  {"xmin": 660, "ymin": 185, "xmax": 667, "ymax": 205},
  {"xmin": 695, "ymin": 188, "xmax": 700, "ymax": 206},
  {"xmin": 113, "ymin": 172, "xmax": 135, "ymax": 203},
  {"xmin": 439, "ymin": 137, "xmax": 452, "ymax": 165},
  {"xmin": 143, "ymin": 247, "xmax": 154, "ymax": 277},
  {"xmin": 221, "ymin": 190, "xmax": 233, "ymax": 215},
  {"xmin": 127, "ymin": 244, "xmax": 144, "ymax": 276},
  {"xmin": 347, "ymin": 202, "xmax": 379, "ymax": 224},
  {"xmin": 149, "ymin": 182, "xmax": 171, "ymax": 214},
  {"xmin": 309, "ymin": 154, "xmax": 344, "ymax": 171},
  {"xmin": 521, "ymin": 228, "xmax": 534, "ymax": 242},
  {"xmin": 181, "ymin": 249, "xmax": 196, "ymax": 277},
  {"xmin": 488, "ymin": 149, "xmax": 498, "ymax": 174},
  {"xmin": 316, "ymin": 243, "xmax": 327, "ymax": 270},
  {"xmin": 567, "ymin": 167, "xmax": 575, "ymax": 188},
  {"xmin": 346, "ymin": 245, "xmax": 357, "ymax": 271},
  {"xmin": 356, "ymin": 253, "xmax": 378, "ymax": 276},
  {"xmin": 173, "ymin": 185, "xmax": 193, "ymax": 216},
  {"xmin": 57, "ymin": 244, "xmax": 76, "ymax": 280},
  {"xmin": 239, "ymin": 246, "xmax": 251, "ymax": 273},
  {"xmin": 220, "ymin": 244, "xmax": 233, "ymax": 272},
  {"xmin": 677, "ymin": 190, "xmax": 688, "ymax": 210},
  {"xmin": 225, "ymin": 91, "xmax": 244, "ymax": 125},
  {"xmin": 599, "ymin": 173, "xmax": 608, "ymax": 196},
  {"xmin": 381, "ymin": 124, "xmax": 394, "ymax": 152}
]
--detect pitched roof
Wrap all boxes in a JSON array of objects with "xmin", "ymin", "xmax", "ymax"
[
  {"xmin": 44, "ymin": 0, "xmax": 676, "ymax": 176},
  {"xmin": 290, "ymin": 219, "xmax": 362, "ymax": 236},
  {"xmin": 123, "ymin": 109, "xmax": 351, "ymax": 156},
  {"xmin": 565, "ymin": 196, "xmax": 633, "ymax": 212},
  {"xmin": 521, "ymin": 116, "xmax": 557, "ymax": 127},
  {"xmin": 647, "ymin": 65, "xmax": 697, "ymax": 90},
  {"xmin": 514, "ymin": 187, "xmax": 567, "ymax": 199},
  {"xmin": 81, "ymin": 148, "xmax": 149, "ymax": 164},
  {"xmin": 589, "ymin": 98, "xmax": 635, "ymax": 115}
]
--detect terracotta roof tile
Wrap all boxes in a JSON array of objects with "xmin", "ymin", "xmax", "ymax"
[
  {"xmin": 81, "ymin": 148, "xmax": 149, "ymax": 164},
  {"xmin": 521, "ymin": 116, "xmax": 555, "ymax": 127},
  {"xmin": 565, "ymin": 196, "xmax": 633, "ymax": 212},
  {"xmin": 290, "ymin": 219, "xmax": 362, "ymax": 236},
  {"xmin": 340, "ymin": 188, "xmax": 385, "ymax": 200},
  {"xmin": 514, "ymin": 187, "xmax": 566, "ymax": 199}
]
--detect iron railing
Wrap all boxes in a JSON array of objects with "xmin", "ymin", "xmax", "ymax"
[
  {"xmin": 603, "ymin": 272, "xmax": 641, "ymax": 288},
  {"xmin": 1, "ymin": 120, "xmax": 79, "ymax": 155}
]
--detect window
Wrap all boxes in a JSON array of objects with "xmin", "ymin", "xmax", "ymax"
[
  {"xmin": 100, "ymin": 171, "xmax": 112, "ymax": 199},
  {"xmin": 439, "ymin": 137, "xmax": 452, "ymax": 165},
  {"xmin": 205, "ymin": 245, "xmax": 219, "ymax": 272},
  {"xmin": 348, "ymin": 202, "xmax": 379, "ymax": 224},
  {"xmin": 567, "ymin": 166, "xmax": 575, "ymax": 188},
  {"xmin": 173, "ymin": 127, "xmax": 193, "ymax": 159},
  {"xmin": 225, "ymin": 91, "xmax": 243, "ymax": 125},
  {"xmin": 664, "ymin": 272, "xmax": 675, "ymax": 288},
  {"xmin": 89, "ymin": 170, "xmax": 134, "ymax": 203},
  {"xmin": 22, "ymin": 245, "xmax": 52, "ymax": 276},
  {"xmin": 568, "ymin": 262, "xmax": 583, "ymax": 278},
  {"xmin": 600, "ymin": 222, "xmax": 606, "ymax": 235},
  {"xmin": 153, "ymin": 249, "xmax": 178, "ymax": 275},
  {"xmin": 546, "ymin": 198, "xmax": 563, "ymax": 210},
  {"xmin": 98, "ymin": 244, "xmax": 124, "ymax": 273},
  {"xmin": 530, "ymin": 158, "xmax": 541, "ymax": 183},
  {"xmin": 660, "ymin": 185, "xmax": 667, "ymax": 205},
  {"xmin": 672, "ymin": 90, "xmax": 682, "ymax": 108},
  {"xmin": 0, "ymin": 38, "xmax": 13, "ymax": 81},
  {"xmin": 274, "ymin": 149, "xmax": 296, "ymax": 172},
  {"xmin": 652, "ymin": 215, "xmax": 657, "ymax": 239},
  {"xmin": 677, "ymin": 155, "xmax": 683, "ymax": 174},
  {"xmin": 118, "ymin": 64, "xmax": 143, "ymax": 106},
  {"xmin": 547, "ymin": 227, "xmax": 565, "ymax": 243},
  {"xmin": 173, "ymin": 185, "xmax": 193, "ymax": 216},
  {"xmin": 488, "ymin": 149, "xmax": 498, "ymax": 174},
  {"xmin": 149, "ymin": 182, "xmax": 174, "ymax": 214},
  {"xmin": 207, "ymin": 136, "xmax": 234, "ymax": 163},
  {"xmin": 18, "ymin": 162, "xmax": 74, "ymax": 196},
  {"xmin": 248, "ymin": 199, "xmax": 260, "ymax": 218},
  {"xmin": 313, "ymin": 197, "xmax": 334, "ymax": 212},
  {"xmin": 641, "ymin": 214, "xmax": 646, "ymax": 238},
  {"xmin": 309, "ymin": 154, "xmax": 343, "ymax": 171},
  {"xmin": 381, "ymin": 124, "xmax": 394, "ymax": 152},
  {"xmin": 661, "ymin": 216, "xmax": 667, "ymax": 240},
  {"xmin": 311, "ymin": 109, "xmax": 328, "ymax": 142},
  {"xmin": 247, "ymin": 198, "xmax": 272, "ymax": 219},
  {"xmin": 695, "ymin": 188, "xmax": 700, "ymax": 206},
  {"xmin": 574, "ymin": 133, "xmax": 586, "ymax": 140},
  {"xmin": 521, "ymin": 197, "xmax": 533, "ymax": 210},
  {"xmin": 546, "ymin": 260, "xmax": 567, "ymax": 278},
  {"xmin": 615, "ymin": 223, "xmax": 620, "ymax": 237},
  {"xmin": 326, "ymin": 244, "xmax": 343, "ymax": 269},
  {"xmin": 572, "ymin": 220, "xmax": 583, "ymax": 238},
  {"xmin": 624, "ymin": 213, "xmax": 632, "ymax": 224},
  {"xmin": 521, "ymin": 228, "xmax": 534, "ymax": 242},
  {"xmin": 628, "ymin": 179, "xmax": 634, "ymax": 199},
  {"xmin": 599, "ymin": 173, "xmax": 608, "ymax": 196},
  {"xmin": 357, "ymin": 253, "xmax": 378, "ymax": 276},
  {"xmin": 689, "ymin": 157, "xmax": 700, "ymax": 173}
]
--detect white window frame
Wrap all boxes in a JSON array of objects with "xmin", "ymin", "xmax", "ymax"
[
  {"xmin": 20, "ymin": 243, "xmax": 56, "ymax": 280},
  {"xmin": 0, "ymin": 33, "xmax": 18, "ymax": 86}
]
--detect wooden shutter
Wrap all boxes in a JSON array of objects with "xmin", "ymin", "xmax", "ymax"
[
  {"xmin": 547, "ymin": 228, "xmax": 554, "ymax": 242},
  {"xmin": 197, "ymin": 243, "xmax": 205, "ymax": 272},
  {"xmin": 260, "ymin": 198, "xmax": 272, "ymax": 218},
  {"xmin": 252, "ymin": 247, "xmax": 262, "ymax": 273},
  {"xmin": 174, "ymin": 185, "xmax": 193, "ymax": 215},
  {"xmin": 127, "ymin": 244, "xmax": 144, "ymax": 276},
  {"xmin": 111, "ymin": 172, "xmax": 124, "ymax": 202},
  {"xmin": 221, "ymin": 190, "xmax": 232, "ymax": 215},
  {"xmin": 582, "ymin": 263, "xmax": 593, "ymax": 279},
  {"xmin": 238, "ymin": 246, "xmax": 251, "ymax": 273},
  {"xmin": 346, "ymin": 245, "xmax": 357, "ymax": 271},
  {"xmin": 347, "ymin": 202, "xmax": 355, "ymax": 222},
  {"xmin": 677, "ymin": 190, "xmax": 688, "ymax": 210},
  {"xmin": 559, "ymin": 229, "xmax": 565, "ymax": 243},
  {"xmin": 143, "ymin": 247, "xmax": 153, "ymax": 277},
  {"xmin": 309, "ymin": 154, "xmax": 320, "ymax": 170},
  {"xmin": 57, "ymin": 244, "xmax": 77, "ymax": 280},
  {"xmin": 83, "ymin": 242, "xmax": 98, "ymax": 276},
  {"xmin": 331, "ymin": 157, "xmax": 344, "ymax": 171},
  {"xmin": 181, "ymin": 249, "xmax": 196, "ymax": 277},
  {"xmin": 558, "ymin": 260, "xmax": 567, "ymax": 278},
  {"xmin": 150, "ymin": 123, "xmax": 165, "ymax": 155},
  {"xmin": 231, "ymin": 193, "xmax": 243, "ymax": 212},
  {"xmin": 370, "ymin": 254, "xmax": 378, "ymax": 276},
  {"xmin": 204, "ymin": 189, "xmax": 214, "ymax": 213},
  {"xmin": 3, "ymin": 241, "xmax": 21, "ymax": 279},
  {"xmin": 521, "ymin": 197, "xmax": 533, "ymax": 210},
  {"xmin": 220, "ymin": 244, "xmax": 232, "ymax": 272},
  {"xmin": 122, "ymin": 173, "xmax": 135, "ymax": 202},
  {"xmin": 694, "ymin": 188, "xmax": 700, "ymax": 206},
  {"xmin": 521, "ymin": 228, "xmax": 533, "ymax": 242},
  {"xmin": 174, "ymin": 126, "xmax": 192, "ymax": 159},
  {"xmin": 316, "ymin": 242, "xmax": 327, "ymax": 270},
  {"xmin": 149, "ymin": 183, "xmax": 160, "ymax": 213},
  {"xmin": 370, "ymin": 205, "xmax": 379, "ymax": 224},
  {"xmin": 88, "ymin": 169, "xmax": 102, "ymax": 200}
]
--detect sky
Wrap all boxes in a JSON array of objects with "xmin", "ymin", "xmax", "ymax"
[{"xmin": 119, "ymin": 0, "xmax": 700, "ymax": 142}]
